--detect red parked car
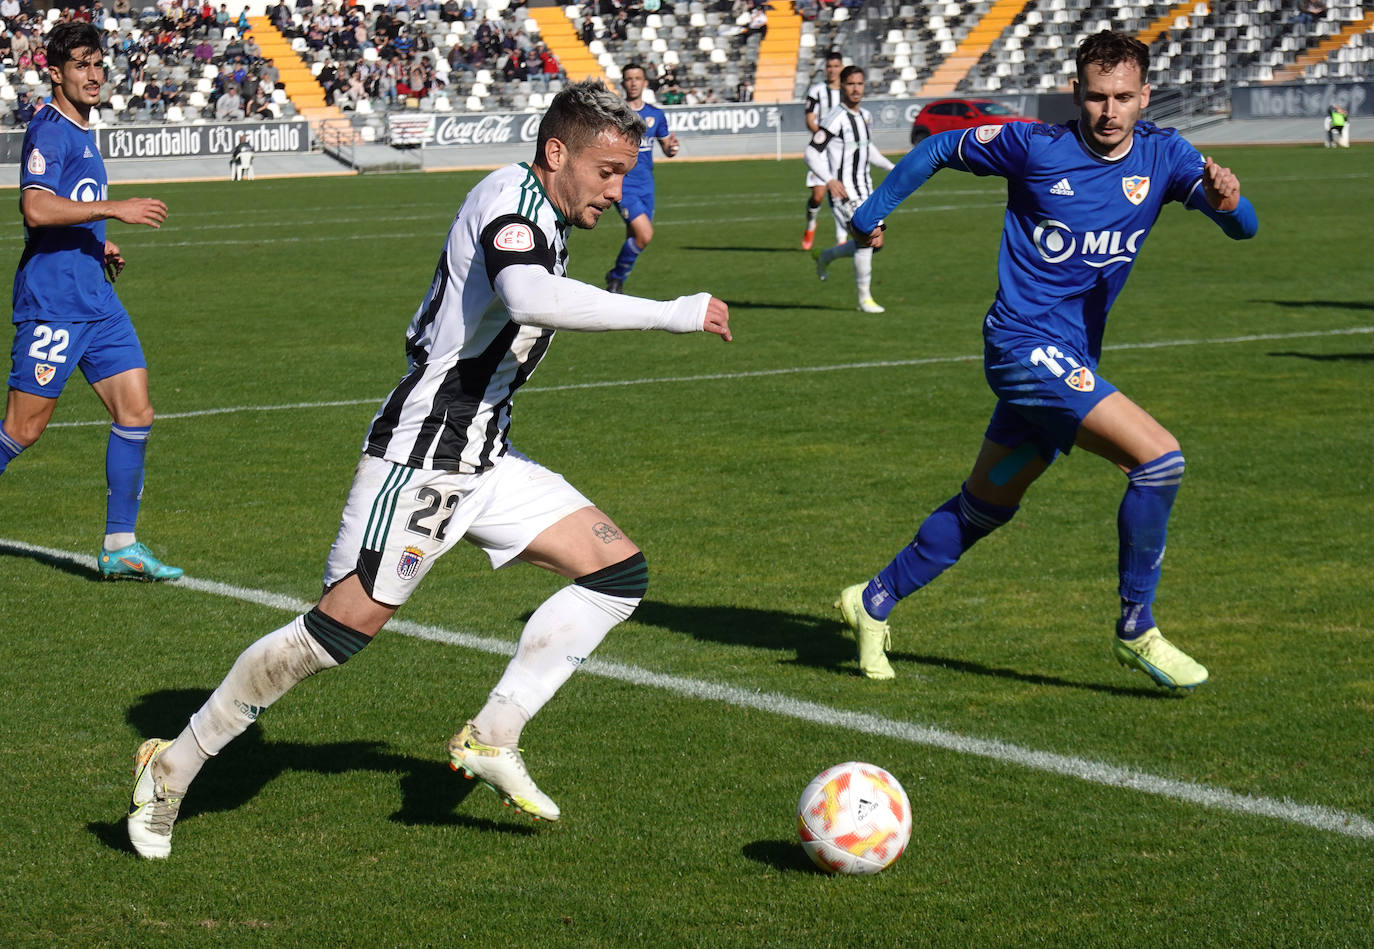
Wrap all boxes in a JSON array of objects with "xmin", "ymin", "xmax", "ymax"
[{"xmin": 910, "ymin": 98, "xmax": 1037, "ymax": 145}]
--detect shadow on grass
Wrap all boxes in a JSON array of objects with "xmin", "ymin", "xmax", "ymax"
[
  {"xmin": 742, "ymin": 839, "xmax": 826, "ymax": 874},
  {"xmin": 0, "ymin": 539, "xmax": 100, "ymax": 582},
  {"xmin": 1260, "ymin": 299, "xmax": 1374, "ymax": 311},
  {"xmin": 633, "ymin": 600, "xmax": 853, "ymax": 674},
  {"xmin": 1267, "ymin": 350, "xmax": 1374, "ymax": 362},
  {"xmin": 722, "ymin": 299, "xmax": 835, "ymax": 311},
  {"xmin": 681, "ymin": 245, "xmax": 798, "ymax": 254},
  {"xmin": 98, "ymin": 689, "xmax": 537, "ymax": 856},
  {"xmin": 893, "ymin": 651, "xmax": 1180, "ymax": 700}
]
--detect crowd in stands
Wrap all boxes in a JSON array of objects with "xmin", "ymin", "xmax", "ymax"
[{"xmin": 2, "ymin": 0, "xmax": 1371, "ymax": 128}]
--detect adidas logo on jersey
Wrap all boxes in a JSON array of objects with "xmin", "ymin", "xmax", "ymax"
[
  {"xmin": 83, "ymin": 146, "xmax": 94, "ymax": 159},
  {"xmin": 1050, "ymin": 178, "xmax": 1075, "ymax": 196}
]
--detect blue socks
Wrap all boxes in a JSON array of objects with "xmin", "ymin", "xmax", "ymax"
[
  {"xmin": 0, "ymin": 423, "xmax": 24, "ymax": 475},
  {"xmin": 608, "ymin": 237, "xmax": 643, "ymax": 281},
  {"xmin": 1116, "ymin": 451, "xmax": 1185, "ymax": 639},
  {"xmin": 106, "ymin": 423, "xmax": 150, "ymax": 535},
  {"xmin": 863, "ymin": 484, "xmax": 1018, "ymax": 620}
]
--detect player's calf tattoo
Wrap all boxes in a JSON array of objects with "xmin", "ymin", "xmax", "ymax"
[{"xmin": 592, "ymin": 521, "xmax": 623, "ymax": 544}]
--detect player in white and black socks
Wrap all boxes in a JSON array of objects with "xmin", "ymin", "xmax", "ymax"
[{"xmin": 125, "ymin": 79, "xmax": 732, "ymax": 858}]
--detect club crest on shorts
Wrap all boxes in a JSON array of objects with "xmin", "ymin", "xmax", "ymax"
[
  {"xmin": 34, "ymin": 363, "xmax": 55, "ymax": 386},
  {"xmin": 1065, "ymin": 367, "xmax": 1095, "ymax": 392},
  {"xmin": 397, "ymin": 546, "xmax": 425, "ymax": 580},
  {"xmin": 1122, "ymin": 175, "xmax": 1150, "ymax": 205}
]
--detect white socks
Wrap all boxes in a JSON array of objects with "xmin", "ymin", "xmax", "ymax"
[
  {"xmin": 156, "ymin": 616, "xmax": 339, "ymax": 791},
  {"xmin": 471, "ymin": 584, "xmax": 638, "ymax": 748}
]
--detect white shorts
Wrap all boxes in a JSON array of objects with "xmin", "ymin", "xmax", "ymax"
[
  {"xmin": 806, "ymin": 169, "xmax": 827, "ymax": 188},
  {"xmin": 323, "ymin": 450, "xmax": 593, "ymax": 606}
]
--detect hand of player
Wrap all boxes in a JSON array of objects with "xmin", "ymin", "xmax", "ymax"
[
  {"xmin": 703, "ymin": 296, "xmax": 732, "ymax": 342},
  {"xmin": 104, "ymin": 240, "xmax": 125, "ymax": 281},
  {"xmin": 852, "ymin": 223, "xmax": 885, "ymax": 250},
  {"xmin": 1202, "ymin": 157, "xmax": 1240, "ymax": 212},
  {"xmin": 826, "ymin": 179, "xmax": 848, "ymax": 202},
  {"xmin": 663, "ymin": 133, "xmax": 680, "ymax": 157},
  {"xmin": 114, "ymin": 197, "xmax": 169, "ymax": 228}
]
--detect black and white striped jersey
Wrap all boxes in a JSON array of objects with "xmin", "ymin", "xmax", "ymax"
[
  {"xmin": 804, "ymin": 82, "xmax": 842, "ymax": 123},
  {"xmin": 364, "ymin": 162, "xmax": 567, "ymax": 473},
  {"xmin": 809, "ymin": 105, "xmax": 880, "ymax": 203}
]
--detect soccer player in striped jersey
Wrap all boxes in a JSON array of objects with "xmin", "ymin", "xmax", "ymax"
[
  {"xmin": 603, "ymin": 62, "xmax": 679, "ymax": 293},
  {"xmin": 2, "ymin": 22, "xmax": 181, "ymax": 581},
  {"xmin": 806, "ymin": 65, "xmax": 895, "ymax": 313},
  {"xmin": 126, "ymin": 80, "xmax": 731, "ymax": 858},
  {"xmin": 801, "ymin": 50, "xmax": 844, "ymax": 250},
  {"xmin": 834, "ymin": 31, "xmax": 1257, "ymax": 688}
]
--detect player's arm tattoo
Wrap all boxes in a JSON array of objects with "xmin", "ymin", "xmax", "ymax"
[{"xmin": 592, "ymin": 521, "xmax": 623, "ymax": 544}]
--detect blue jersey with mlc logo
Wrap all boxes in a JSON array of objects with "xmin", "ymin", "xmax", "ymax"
[
  {"xmin": 953, "ymin": 120, "xmax": 1203, "ymax": 365},
  {"xmin": 14, "ymin": 105, "xmax": 125, "ymax": 324},
  {"xmin": 623, "ymin": 101, "xmax": 670, "ymax": 196}
]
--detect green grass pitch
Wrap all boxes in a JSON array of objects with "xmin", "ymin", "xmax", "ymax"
[{"xmin": 1, "ymin": 144, "xmax": 1371, "ymax": 947}]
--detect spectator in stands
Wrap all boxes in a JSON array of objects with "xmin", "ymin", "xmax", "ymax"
[
  {"xmin": 500, "ymin": 48, "xmax": 521, "ymax": 82},
  {"xmin": 448, "ymin": 40, "xmax": 475, "ymax": 74},
  {"xmin": 193, "ymin": 36, "xmax": 214, "ymax": 61},
  {"xmin": 742, "ymin": 4, "xmax": 767, "ymax": 42},
  {"xmin": 216, "ymin": 4, "xmax": 230, "ymax": 28},
  {"xmin": 539, "ymin": 43, "xmax": 560, "ymax": 85},
  {"xmin": 243, "ymin": 34, "xmax": 262, "ymax": 62},
  {"xmin": 12, "ymin": 91, "xmax": 37, "ymax": 126},
  {"xmin": 260, "ymin": 57, "xmax": 280, "ymax": 87},
  {"xmin": 610, "ymin": 10, "xmax": 628, "ymax": 41},
  {"xmin": 795, "ymin": 0, "xmax": 816, "ymax": 20},
  {"xmin": 235, "ymin": 6, "xmax": 251, "ymax": 32},
  {"xmin": 162, "ymin": 78, "xmax": 182, "ymax": 110},
  {"xmin": 142, "ymin": 79, "xmax": 164, "ymax": 119},
  {"xmin": 735, "ymin": 78, "xmax": 752, "ymax": 101},
  {"xmin": 579, "ymin": 16, "xmax": 595, "ymax": 44},
  {"xmin": 216, "ymin": 84, "xmax": 244, "ymax": 119},
  {"xmin": 1291, "ymin": 1, "xmax": 1326, "ymax": 25},
  {"xmin": 114, "ymin": 0, "xmax": 133, "ymax": 16}
]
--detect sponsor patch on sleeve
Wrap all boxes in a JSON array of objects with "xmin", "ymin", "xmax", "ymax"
[
  {"xmin": 493, "ymin": 221, "xmax": 535, "ymax": 252},
  {"xmin": 974, "ymin": 125, "xmax": 1003, "ymax": 144},
  {"xmin": 26, "ymin": 148, "xmax": 45, "ymax": 176}
]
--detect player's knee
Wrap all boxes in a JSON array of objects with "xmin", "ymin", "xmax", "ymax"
[
  {"xmin": 302, "ymin": 606, "xmax": 373, "ymax": 665},
  {"xmin": 575, "ymin": 550, "xmax": 649, "ymax": 601},
  {"xmin": 114, "ymin": 403, "xmax": 155, "ymax": 428},
  {"xmin": 4, "ymin": 417, "xmax": 46, "ymax": 447},
  {"xmin": 1128, "ymin": 450, "xmax": 1186, "ymax": 487}
]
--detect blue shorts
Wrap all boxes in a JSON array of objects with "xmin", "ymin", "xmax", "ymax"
[
  {"xmin": 616, "ymin": 186, "xmax": 655, "ymax": 224},
  {"xmin": 982, "ymin": 332, "xmax": 1117, "ymax": 461},
  {"xmin": 9, "ymin": 313, "xmax": 146, "ymax": 397}
]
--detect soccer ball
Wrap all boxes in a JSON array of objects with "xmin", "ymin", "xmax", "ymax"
[{"xmin": 796, "ymin": 761, "xmax": 912, "ymax": 875}]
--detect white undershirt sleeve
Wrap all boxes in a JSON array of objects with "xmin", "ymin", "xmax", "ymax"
[
  {"xmin": 869, "ymin": 143, "xmax": 895, "ymax": 172},
  {"xmin": 495, "ymin": 264, "xmax": 709, "ymax": 333}
]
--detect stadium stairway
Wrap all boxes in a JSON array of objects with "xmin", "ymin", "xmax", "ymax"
[
  {"xmin": 1137, "ymin": 1, "xmax": 1208, "ymax": 45},
  {"xmin": 528, "ymin": 6, "xmax": 609, "ymax": 84},
  {"xmin": 248, "ymin": 16, "xmax": 350, "ymax": 133},
  {"xmin": 1271, "ymin": 9, "xmax": 1374, "ymax": 83},
  {"xmin": 753, "ymin": 1, "xmax": 801, "ymax": 103},
  {"xmin": 917, "ymin": 0, "xmax": 1032, "ymax": 97}
]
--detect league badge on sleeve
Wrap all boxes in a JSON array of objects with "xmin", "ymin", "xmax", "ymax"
[
  {"xmin": 26, "ymin": 148, "xmax": 45, "ymax": 176},
  {"xmin": 493, "ymin": 222, "xmax": 535, "ymax": 252},
  {"xmin": 975, "ymin": 125, "xmax": 1003, "ymax": 144},
  {"xmin": 1122, "ymin": 175, "xmax": 1150, "ymax": 205}
]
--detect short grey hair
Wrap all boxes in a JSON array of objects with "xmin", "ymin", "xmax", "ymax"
[{"xmin": 536, "ymin": 79, "xmax": 646, "ymax": 162}]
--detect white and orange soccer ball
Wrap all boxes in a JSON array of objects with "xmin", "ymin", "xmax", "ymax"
[{"xmin": 796, "ymin": 761, "xmax": 912, "ymax": 875}]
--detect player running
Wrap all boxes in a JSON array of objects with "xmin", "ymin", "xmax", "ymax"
[
  {"xmin": 801, "ymin": 50, "xmax": 845, "ymax": 250},
  {"xmin": 834, "ymin": 30, "xmax": 1257, "ymax": 687},
  {"xmin": 126, "ymin": 80, "xmax": 731, "ymax": 858},
  {"xmin": 603, "ymin": 62, "xmax": 679, "ymax": 293},
  {"xmin": 806, "ymin": 65, "xmax": 894, "ymax": 314},
  {"xmin": 1, "ymin": 22, "xmax": 181, "ymax": 581}
]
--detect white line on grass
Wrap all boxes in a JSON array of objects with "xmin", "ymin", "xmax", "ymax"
[
  {"xmin": 3, "ymin": 536, "xmax": 1370, "ymax": 841},
  {"xmin": 45, "ymin": 325, "xmax": 1374, "ymax": 429}
]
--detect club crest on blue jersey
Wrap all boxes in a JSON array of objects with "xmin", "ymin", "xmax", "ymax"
[
  {"xmin": 397, "ymin": 546, "xmax": 425, "ymax": 580},
  {"xmin": 1065, "ymin": 367, "xmax": 1095, "ymax": 391},
  {"xmin": 1122, "ymin": 175, "xmax": 1150, "ymax": 205},
  {"xmin": 34, "ymin": 363, "xmax": 55, "ymax": 386}
]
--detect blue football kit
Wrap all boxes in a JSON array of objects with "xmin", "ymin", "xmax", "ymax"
[
  {"xmin": 607, "ymin": 100, "xmax": 673, "ymax": 287},
  {"xmin": 854, "ymin": 119, "xmax": 1257, "ymax": 458},
  {"xmin": 846, "ymin": 117, "xmax": 1258, "ymax": 658},
  {"xmin": 11, "ymin": 105, "xmax": 144, "ymax": 398}
]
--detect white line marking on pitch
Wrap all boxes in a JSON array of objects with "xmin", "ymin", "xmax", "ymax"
[
  {"xmin": 2, "ymin": 537, "xmax": 1370, "ymax": 841},
  {"xmin": 46, "ymin": 325, "xmax": 1374, "ymax": 429}
]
